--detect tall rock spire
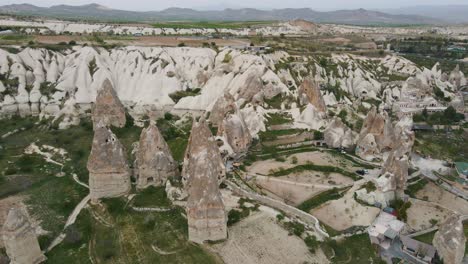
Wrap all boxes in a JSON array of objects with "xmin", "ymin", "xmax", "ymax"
[
  {"xmin": 87, "ymin": 123, "xmax": 131, "ymax": 201},
  {"xmin": 135, "ymin": 123, "xmax": 178, "ymax": 189},
  {"xmin": 183, "ymin": 118, "xmax": 227, "ymax": 243},
  {"xmin": 92, "ymin": 79, "xmax": 126, "ymax": 128},
  {"xmin": 2, "ymin": 207, "xmax": 46, "ymax": 264},
  {"xmin": 299, "ymin": 77, "xmax": 327, "ymax": 113}
]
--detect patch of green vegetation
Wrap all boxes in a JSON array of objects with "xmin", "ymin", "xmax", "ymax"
[
  {"xmin": 464, "ymin": 222, "xmax": 468, "ymax": 255},
  {"xmin": 297, "ymin": 187, "xmax": 349, "ymax": 212},
  {"xmin": 0, "ymin": 34, "xmax": 32, "ymax": 43},
  {"xmin": 389, "ymin": 199, "xmax": 412, "ymax": 222},
  {"xmin": 39, "ymin": 81, "xmax": 58, "ymax": 96},
  {"xmin": 413, "ymin": 230, "xmax": 437, "ymax": 245},
  {"xmin": 325, "ymin": 149, "xmax": 376, "ymax": 169},
  {"xmin": 246, "ymin": 145, "xmax": 319, "ymax": 164},
  {"xmin": 265, "ymin": 113, "xmax": 292, "ymax": 126},
  {"xmin": 283, "ymin": 220, "xmax": 305, "ymax": 236},
  {"xmin": 405, "ymin": 178, "xmax": 429, "ymax": 198},
  {"xmin": 167, "ymin": 138, "xmax": 188, "ymax": 163},
  {"xmin": 222, "ymin": 52, "xmax": 232, "ymax": 63},
  {"xmin": 88, "ymin": 57, "xmax": 98, "ymax": 77},
  {"xmin": 321, "ymin": 234, "xmax": 385, "ymax": 264},
  {"xmin": 169, "ymin": 88, "xmax": 201, "ymax": 103},
  {"xmin": 413, "ymin": 130, "xmax": 468, "ymax": 161},
  {"xmin": 29, "ymin": 176, "xmax": 88, "ymax": 249},
  {"xmin": 304, "ymin": 235, "xmax": 320, "ymax": 254},
  {"xmin": 270, "ymin": 162, "xmax": 360, "ymax": 180},
  {"xmin": 413, "ymin": 106, "xmax": 464, "ymax": 125},
  {"xmin": 132, "ymin": 186, "xmax": 171, "ymax": 208},
  {"xmin": 264, "ymin": 94, "xmax": 283, "ymax": 109},
  {"xmin": 152, "ymin": 21, "xmax": 276, "ymax": 29},
  {"xmin": 227, "ymin": 197, "xmax": 259, "ymax": 226},
  {"xmin": 362, "ymin": 181, "xmax": 376, "ymax": 193},
  {"xmin": 156, "ymin": 115, "xmax": 192, "ymax": 163},
  {"xmin": 44, "ymin": 209, "xmax": 93, "ymax": 263},
  {"xmin": 258, "ymin": 128, "xmax": 302, "ymax": 142},
  {"xmin": 323, "ymin": 81, "xmax": 350, "ymax": 101}
]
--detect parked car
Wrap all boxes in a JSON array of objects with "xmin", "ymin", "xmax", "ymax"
[{"xmin": 356, "ymin": 170, "xmax": 366, "ymax": 176}]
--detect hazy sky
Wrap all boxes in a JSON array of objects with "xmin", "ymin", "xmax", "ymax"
[{"xmin": 2, "ymin": 0, "xmax": 467, "ymax": 11}]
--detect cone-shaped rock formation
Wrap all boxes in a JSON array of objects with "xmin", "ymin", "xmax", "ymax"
[
  {"xmin": 92, "ymin": 79, "xmax": 126, "ymax": 128},
  {"xmin": 136, "ymin": 123, "xmax": 178, "ymax": 189},
  {"xmin": 2, "ymin": 207, "xmax": 46, "ymax": 264},
  {"xmin": 87, "ymin": 123, "xmax": 131, "ymax": 200},
  {"xmin": 183, "ymin": 118, "xmax": 227, "ymax": 243}
]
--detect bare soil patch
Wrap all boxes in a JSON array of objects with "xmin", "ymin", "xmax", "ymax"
[
  {"xmin": 405, "ymin": 199, "xmax": 451, "ymax": 232},
  {"xmin": 415, "ymin": 182, "xmax": 468, "ymax": 215},
  {"xmin": 211, "ymin": 210, "xmax": 328, "ymax": 264},
  {"xmin": 311, "ymin": 182, "xmax": 380, "ymax": 231}
]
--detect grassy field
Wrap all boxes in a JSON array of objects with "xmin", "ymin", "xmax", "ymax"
[
  {"xmin": 0, "ymin": 116, "xmax": 218, "ymax": 263},
  {"xmin": 321, "ymin": 234, "xmax": 385, "ymax": 264},
  {"xmin": 265, "ymin": 113, "xmax": 293, "ymax": 126},
  {"xmin": 413, "ymin": 230, "xmax": 437, "ymax": 245},
  {"xmin": 46, "ymin": 197, "xmax": 219, "ymax": 263},
  {"xmin": 413, "ymin": 130, "xmax": 468, "ymax": 161},
  {"xmin": 269, "ymin": 163, "xmax": 360, "ymax": 180},
  {"xmin": 297, "ymin": 187, "xmax": 350, "ymax": 212},
  {"xmin": 405, "ymin": 177, "xmax": 429, "ymax": 198},
  {"xmin": 152, "ymin": 21, "xmax": 276, "ymax": 29}
]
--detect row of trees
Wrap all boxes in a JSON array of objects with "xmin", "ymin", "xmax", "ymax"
[{"xmin": 413, "ymin": 106, "xmax": 465, "ymax": 125}]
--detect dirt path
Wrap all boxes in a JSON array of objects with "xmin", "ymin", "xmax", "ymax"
[
  {"xmin": 46, "ymin": 194, "xmax": 91, "ymax": 252},
  {"xmin": 253, "ymin": 174, "xmax": 351, "ymax": 189},
  {"xmin": 226, "ymin": 179, "xmax": 329, "ymax": 239}
]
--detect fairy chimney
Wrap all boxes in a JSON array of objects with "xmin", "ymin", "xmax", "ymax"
[
  {"xmin": 92, "ymin": 79, "xmax": 126, "ymax": 128},
  {"xmin": 135, "ymin": 123, "xmax": 178, "ymax": 189},
  {"xmin": 2, "ymin": 208, "xmax": 46, "ymax": 264},
  {"xmin": 299, "ymin": 77, "xmax": 327, "ymax": 113},
  {"xmin": 87, "ymin": 123, "xmax": 131, "ymax": 201},
  {"xmin": 181, "ymin": 117, "xmax": 225, "ymax": 188},
  {"xmin": 184, "ymin": 118, "xmax": 227, "ymax": 243}
]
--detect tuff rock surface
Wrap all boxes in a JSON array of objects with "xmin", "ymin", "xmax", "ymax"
[
  {"xmin": 92, "ymin": 79, "xmax": 126, "ymax": 128},
  {"xmin": 433, "ymin": 214, "xmax": 466, "ymax": 264},
  {"xmin": 2, "ymin": 207, "xmax": 46, "ymax": 264},
  {"xmin": 448, "ymin": 65, "xmax": 467, "ymax": 90},
  {"xmin": 298, "ymin": 77, "xmax": 327, "ymax": 113},
  {"xmin": 217, "ymin": 109, "xmax": 252, "ymax": 154},
  {"xmin": 87, "ymin": 123, "xmax": 131, "ymax": 200},
  {"xmin": 356, "ymin": 106, "xmax": 395, "ymax": 160},
  {"xmin": 324, "ymin": 117, "xmax": 356, "ymax": 149},
  {"xmin": 209, "ymin": 92, "xmax": 236, "ymax": 127},
  {"xmin": 135, "ymin": 123, "xmax": 178, "ymax": 189},
  {"xmin": 183, "ymin": 118, "xmax": 227, "ymax": 243},
  {"xmin": 182, "ymin": 117, "xmax": 225, "ymax": 188}
]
